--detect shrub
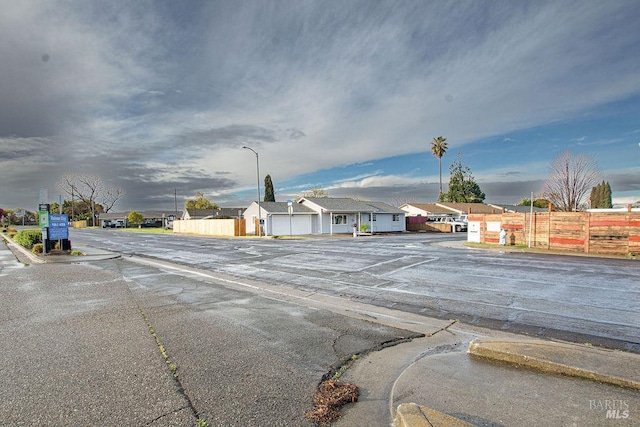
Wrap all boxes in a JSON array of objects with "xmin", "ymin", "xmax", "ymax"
[
  {"xmin": 32, "ymin": 243, "xmax": 43, "ymax": 254},
  {"xmin": 14, "ymin": 229, "xmax": 42, "ymax": 249},
  {"xmin": 7, "ymin": 227, "xmax": 18, "ymax": 238}
]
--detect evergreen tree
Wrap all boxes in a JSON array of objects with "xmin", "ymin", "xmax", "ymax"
[
  {"xmin": 442, "ymin": 154, "xmax": 485, "ymax": 203},
  {"xmin": 590, "ymin": 181, "xmax": 613, "ymax": 208},
  {"xmin": 589, "ymin": 186, "xmax": 598, "ymax": 208},
  {"xmin": 604, "ymin": 181, "xmax": 612, "ymax": 208},
  {"xmin": 264, "ymin": 174, "xmax": 275, "ymax": 202}
]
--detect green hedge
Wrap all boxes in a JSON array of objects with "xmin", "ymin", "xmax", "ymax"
[{"xmin": 14, "ymin": 229, "xmax": 42, "ymax": 249}]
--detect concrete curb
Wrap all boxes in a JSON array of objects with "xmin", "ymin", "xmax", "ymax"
[
  {"xmin": 1, "ymin": 233, "xmax": 120, "ymax": 264},
  {"xmin": 0, "ymin": 233, "xmax": 44, "ymax": 264},
  {"xmin": 394, "ymin": 403, "xmax": 473, "ymax": 427},
  {"xmin": 468, "ymin": 338, "xmax": 640, "ymax": 390}
]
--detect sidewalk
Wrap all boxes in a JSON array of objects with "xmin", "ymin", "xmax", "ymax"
[
  {"xmin": 337, "ymin": 324, "xmax": 640, "ymax": 426},
  {"xmin": 0, "ymin": 239, "xmax": 195, "ymax": 425}
]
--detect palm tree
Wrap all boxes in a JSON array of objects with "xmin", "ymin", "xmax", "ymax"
[{"xmin": 430, "ymin": 136, "xmax": 448, "ymax": 198}]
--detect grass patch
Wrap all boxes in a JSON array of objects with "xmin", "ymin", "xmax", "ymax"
[
  {"xmin": 116, "ymin": 227, "xmax": 173, "ymax": 234},
  {"xmin": 141, "ymin": 311, "xmax": 179, "ymax": 378}
]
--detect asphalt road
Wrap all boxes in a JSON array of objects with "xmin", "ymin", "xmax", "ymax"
[{"xmin": 70, "ymin": 229, "xmax": 640, "ymax": 352}]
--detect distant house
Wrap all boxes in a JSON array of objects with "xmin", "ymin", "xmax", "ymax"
[
  {"xmin": 98, "ymin": 212, "xmax": 128, "ymax": 227},
  {"xmin": 99, "ymin": 210, "xmax": 180, "ymax": 228},
  {"xmin": 243, "ymin": 198, "xmax": 406, "ymax": 236},
  {"xmin": 488, "ymin": 204, "xmax": 548, "ymax": 214},
  {"xmin": 182, "ymin": 208, "xmax": 244, "ymax": 220},
  {"xmin": 399, "ymin": 203, "xmax": 453, "ymax": 218},
  {"xmin": 401, "ymin": 202, "xmax": 503, "ymax": 218}
]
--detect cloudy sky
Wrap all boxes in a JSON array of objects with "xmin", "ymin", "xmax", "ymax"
[{"xmin": 1, "ymin": 0, "xmax": 639, "ymax": 212}]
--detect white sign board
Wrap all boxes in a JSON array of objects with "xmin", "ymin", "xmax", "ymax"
[
  {"xmin": 487, "ymin": 221, "xmax": 502, "ymax": 232},
  {"xmin": 468, "ymin": 221, "xmax": 481, "ymax": 243},
  {"xmin": 39, "ymin": 188, "xmax": 49, "ymax": 204}
]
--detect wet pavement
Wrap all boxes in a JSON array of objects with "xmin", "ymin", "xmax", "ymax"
[
  {"xmin": 1, "ymin": 234, "xmax": 639, "ymax": 426},
  {"xmin": 68, "ymin": 228, "xmax": 640, "ymax": 352}
]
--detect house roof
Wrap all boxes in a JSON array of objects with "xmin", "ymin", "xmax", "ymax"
[
  {"xmin": 490, "ymin": 204, "xmax": 548, "ymax": 213},
  {"xmin": 248, "ymin": 201, "xmax": 316, "ymax": 214},
  {"xmin": 435, "ymin": 202, "xmax": 502, "ymax": 214},
  {"xmin": 99, "ymin": 212, "xmax": 127, "ymax": 220},
  {"xmin": 365, "ymin": 201, "xmax": 405, "ymax": 214},
  {"xmin": 100, "ymin": 210, "xmax": 180, "ymax": 220},
  {"xmin": 301, "ymin": 198, "xmax": 404, "ymax": 213},
  {"xmin": 185, "ymin": 208, "xmax": 244, "ymax": 218},
  {"xmin": 141, "ymin": 210, "xmax": 182, "ymax": 218},
  {"xmin": 400, "ymin": 203, "xmax": 453, "ymax": 214}
]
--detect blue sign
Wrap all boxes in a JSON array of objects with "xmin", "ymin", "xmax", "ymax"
[{"xmin": 48, "ymin": 214, "xmax": 69, "ymax": 240}]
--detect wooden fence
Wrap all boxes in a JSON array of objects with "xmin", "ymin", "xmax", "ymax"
[
  {"xmin": 468, "ymin": 211, "xmax": 640, "ymax": 256},
  {"xmin": 406, "ymin": 216, "xmax": 453, "ymax": 233},
  {"xmin": 173, "ymin": 219, "xmax": 246, "ymax": 237}
]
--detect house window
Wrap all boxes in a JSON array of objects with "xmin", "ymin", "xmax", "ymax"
[
  {"xmin": 333, "ymin": 214, "xmax": 347, "ymax": 225},
  {"xmin": 393, "ymin": 214, "xmax": 400, "ymax": 221},
  {"xmin": 367, "ymin": 214, "xmax": 377, "ymax": 221}
]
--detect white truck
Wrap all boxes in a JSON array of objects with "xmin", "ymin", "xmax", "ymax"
[{"xmin": 441, "ymin": 216, "xmax": 468, "ymax": 233}]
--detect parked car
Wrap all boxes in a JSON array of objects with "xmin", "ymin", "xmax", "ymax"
[
  {"xmin": 104, "ymin": 219, "xmax": 126, "ymax": 228},
  {"xmin": 442, "ymin": 216, "xmax": 467, "ymax": 232},
  {"xmin": 141, "ymin": 220, "xmax": 162, "ymax": 228}
]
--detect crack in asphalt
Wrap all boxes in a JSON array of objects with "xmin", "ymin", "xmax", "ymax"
[{"xmin": 113, "ymin": 261, "xmax": 205, "ymax": 426}]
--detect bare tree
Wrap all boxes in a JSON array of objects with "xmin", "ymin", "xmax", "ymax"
[
  {"xmin": 58, "ymin": 174, "xmax": 125, "ymax": 223},
  {"xmin": 300, "ymin": 187, "xmax": 328, "ymax": 198},
  {"xmin": 543, "ymin": 151, "xmax": 601, "ymax": 212},
  {"xmin": 102, "ymin": 186, "xmax": 125, "ymax": 212}
]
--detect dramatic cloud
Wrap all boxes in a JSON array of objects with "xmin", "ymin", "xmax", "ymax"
[{"xmin": 1, "ymin": 1, "xmax": 639, "ymax": 210}]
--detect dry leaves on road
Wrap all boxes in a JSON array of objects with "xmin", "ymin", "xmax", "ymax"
[{"xmin": 306, "ymin": 379, "xmax": 359, "ymax": 424}]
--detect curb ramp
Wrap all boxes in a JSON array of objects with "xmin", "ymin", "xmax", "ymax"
[
  {"xmin": 394, "ymin": 403, "xmax": 473, "ymax": 427},
  {"xmin": 394, "ymin": 337, "xmax": 639, "ymax": 426},
  {"xmin": 468, "ymin": 337, "xmax": 640, "ymax": 390}
]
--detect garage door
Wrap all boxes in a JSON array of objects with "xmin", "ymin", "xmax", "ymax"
[{"xmin": 270, "ymin": 215, "xmax": 312, "ymax": 236}]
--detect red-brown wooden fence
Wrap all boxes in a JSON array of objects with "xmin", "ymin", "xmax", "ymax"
[{"xmin": 468, "ymin": 210, "xmax": 640, "ymax": 256}]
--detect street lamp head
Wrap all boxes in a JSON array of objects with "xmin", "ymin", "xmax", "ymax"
[{"xmin": 242, "ymin": 146, "xmax": 258, "ymax": 156}]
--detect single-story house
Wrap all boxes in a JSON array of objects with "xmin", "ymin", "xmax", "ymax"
[
  {"xmin": 97, "ymin": 212, "xmax": 128, "ymax": 227},
  {"xmin": 99, "ymin": 210, "xmax": 180, "ymax": 228},
  {"xmin": 300, "ymin": 198, "xmax": 405, "ymax": 235},
  {"xmin": 243, "ymin": 198, "xmax": 406, "ymax": 236},
  {"xmin": 400, "ymin": 202, "xmax": 503, "ymax": 218}
]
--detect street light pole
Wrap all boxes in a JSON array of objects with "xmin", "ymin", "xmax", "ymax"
[{"xmin": 243, "ymin": 146, "xmax": 261, "ymax": 237}]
